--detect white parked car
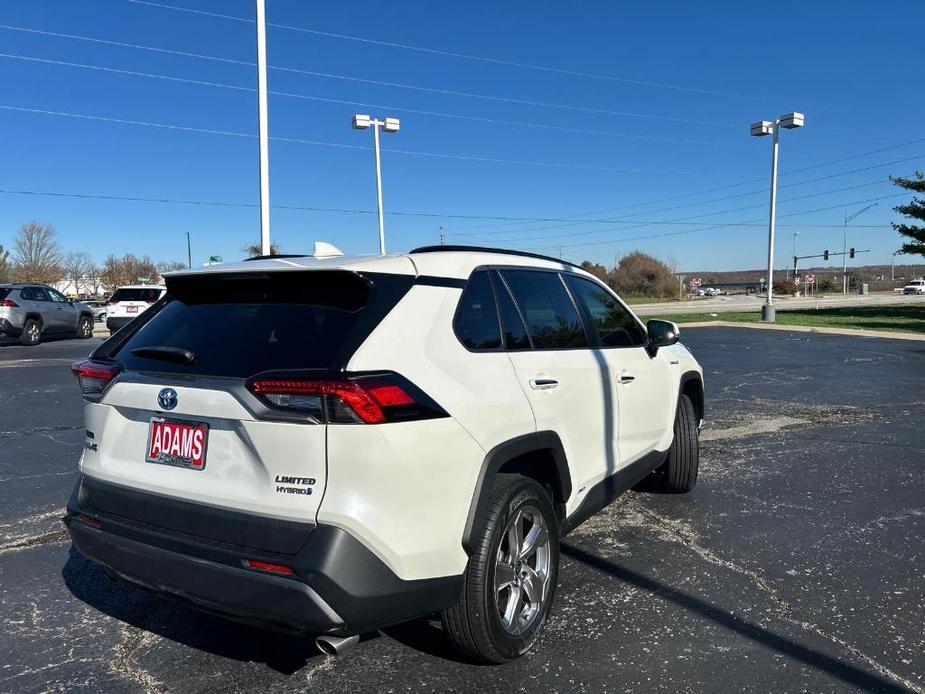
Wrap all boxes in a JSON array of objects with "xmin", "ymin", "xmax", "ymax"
[
  {"xmin": 66, "ymin": 246, "xmax": 704, "ymax": 663},
  {"xmin": 105, "ymin": 285, "xmax": 166, "ymax": 335},
  {"xmin": 903, "ymin": 279, "xmax": 925, "ymax": 295}
]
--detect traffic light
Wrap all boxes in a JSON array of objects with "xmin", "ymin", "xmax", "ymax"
[
  {"xmin": 850, "ymin": 248, "xmax": 855, "ymax": 259},
  {"xmin": 823, "ymin": 250, "xmax": 829, "ymax": 260}
]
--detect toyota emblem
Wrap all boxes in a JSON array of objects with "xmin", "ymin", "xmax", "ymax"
[{"xmin": 157, "ymin": 388, "xmax": 178, "ymax": 411}]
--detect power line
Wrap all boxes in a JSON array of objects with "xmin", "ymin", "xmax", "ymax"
[
  {"xmin": 0, "ymin": 24, "xmax": 742, "ymax": 129},
  {"xmin": 475, "ymin": 179, "xmax": 894, "ymax": 246},
  {"xmin": 0, "ymin": 51, "xmax": 772, "ymax": 150},
  {"xmin": 455, "ymin": 153, "xmax": 922, "ymax": 239},
  {"xmin": 0, "ymin": 105, "xmax": 722, "ymax": 177},
  {"xmin": 526, "ymin": 191, "xmax": 911, "ymax": 253},
  {"xmin": 447, "ymin": 135, "xmax": 925, "ymax": 233},
  {"xmin": 0, "ymin": 186, "xmax": 901, "ymax": 228},
  {"xmin": 125, "ymin": 0, "xmax": 761, "ymax": 100}
]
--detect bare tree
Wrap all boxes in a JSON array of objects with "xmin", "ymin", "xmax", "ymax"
[
  {"xmin": 63, "ymin": 251, "xmax": 96, "ymax": 295},
  {"xmin": 156, "ymin": 260, "xmax": 187, "ymax": 274},
  {"xmin": 99, "ymin": 254, "xmax": 159, "ymax": 293},
  {"xmin": 244, "ymin": 242, "xmax": 280, "ymax": 258},
  {"xmin": 0, "ymin": 244, "xmax": 10, "ymax": 283},
  {"xmin": 10, "ymin": 221, "xmax": 63, "ymax": 283}
]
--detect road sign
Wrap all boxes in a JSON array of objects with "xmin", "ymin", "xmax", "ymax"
[
  {"xmin": 691, "ymin": 277, "xmax": 702, "ymax": 288},
  {"xmin": 794, "ymin": 276, "xmax": 801, "ymax": 286},
  {"xmin": 806, "ymin": 273, "xmax": 815, "ymax": 285}
]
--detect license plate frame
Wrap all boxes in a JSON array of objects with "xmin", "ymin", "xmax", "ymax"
[{"xmin": 145, "ymin": 417, "xmax": 209, "ymax": 470}]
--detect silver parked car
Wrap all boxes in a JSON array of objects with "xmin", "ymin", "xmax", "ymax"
[{"xmin": 0, "ymin": 284, "xmax": 96, "ymax": 345}]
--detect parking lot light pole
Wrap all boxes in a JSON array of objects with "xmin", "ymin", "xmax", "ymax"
[
  {"xmin": 750, "ymin": 112, "xmax": 805, "ymax": 322},
  {"xmin": 256, "ymin": 0, "xmax": 271, "ymax": 256},
  {"xmin": 891, "ymin": 250, "xmax": 902, "ymax": 280},
  {"xmin": 842, "ymin": 203, "xmax": 877, "ymax": 294},
  {"xmin": 352, "ymin": 114, "xmax": 400, "ymax": 255}
]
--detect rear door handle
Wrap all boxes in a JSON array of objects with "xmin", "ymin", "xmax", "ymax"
[
  {"xmin": 529, "ymin": 378, "xmax": 559, "ymax": 390},
  {"xmin": 618, "ymin": 373, "xmax": 635, "ymax": 384}
]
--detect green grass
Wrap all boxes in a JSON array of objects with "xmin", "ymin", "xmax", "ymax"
[
  {"xmin": 653, "ymin": 305, "xmax": 925, "ymax": 335},
  {"xmin": 623, "ymin": 296, "xmax": 683, "ymax": 305}
]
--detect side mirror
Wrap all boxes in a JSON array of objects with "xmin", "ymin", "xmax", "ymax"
[{"xmin": 646, "ymin": 319, "xmax": 680, "ymax": 348}]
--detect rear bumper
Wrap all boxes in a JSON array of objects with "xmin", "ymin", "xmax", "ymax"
[
  {"xmin": 0, "ymin": 318, "xmax": 22, "ymax": 337},
  {"xmin": 105, "ymin": 316, "xmax": 133, "ymax": 332},
  {"xmin": 66, "ymin": 475, "xmax": 462, "ymax": 634}
]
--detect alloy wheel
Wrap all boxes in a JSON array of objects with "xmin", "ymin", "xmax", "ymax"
[{"xmin": 494, "ymin": 505, "xmax": 552, "ymax": 635}]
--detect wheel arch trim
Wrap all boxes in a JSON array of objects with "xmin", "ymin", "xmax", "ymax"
[
  {"xmin": 461, "ymin": 431, "xmax": 572, "ymax": 555},
  {"xmin": 678, "ymin": 370, "xmax": 704, "ymax": 424}
]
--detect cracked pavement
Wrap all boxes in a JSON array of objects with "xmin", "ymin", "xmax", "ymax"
[{"xmin": 0, "ymin": 328, "xmax": 923, "ymax": 692}]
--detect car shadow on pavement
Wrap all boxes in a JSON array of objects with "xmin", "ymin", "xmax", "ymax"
[
  {"xmin": 62, "ymin": 546, "xmax": 332, "ymax": 675},
  {"xmin": 560, "ymin": 543, "xmax": 908, "ymax": 694}
]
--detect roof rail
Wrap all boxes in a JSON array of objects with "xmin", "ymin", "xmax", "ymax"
[
  {"xmin": 243, "ymin": 254, "xmax": 308, "ymax": 262},
  {"xmin": 409, "ymin": 245, "xmax": 581, "ymax": 270}
]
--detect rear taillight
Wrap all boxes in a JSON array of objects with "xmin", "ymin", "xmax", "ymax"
[
  {"xmin": 247, "ymin": 373, "xmax": 444, "ymax": 424},
  {"xmin": 0, "ymin": 299, "xmax": 18, "ymax": 307},
  {"xmin": 244, "ymin": 559, "xmax": 295, "ymax": 575},
  {"xmin": 71, "ymin": 360, "xmax": 122, "ymax": 399}
]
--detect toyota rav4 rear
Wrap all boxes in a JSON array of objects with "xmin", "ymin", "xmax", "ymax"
[{"xmin": 66, "ymin": 248, "xmax": 704, "ymax": 663}]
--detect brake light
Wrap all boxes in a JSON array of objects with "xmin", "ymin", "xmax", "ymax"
[
  {"xmin": 71, "ymin": 360, "xmax": 122, "ymax": 398},
  {"xmin": 245, "ymin": 559, "xmax": 295, "ymax": 575},
  {"xmin": 0, "ymin": 299, "xmax": 17, "ymax": 307},
  {"xmin": 247, "ymin": 374, "xmax": 439, "ymax": 424}
]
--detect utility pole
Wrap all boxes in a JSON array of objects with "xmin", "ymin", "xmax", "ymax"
[
  {"xmin": 255, "ymin": 0, "xmax": 271, "ymax": 256},
  {"xmin": 678, "ymin": 274, "xmax": 685, "ymax": 301},
  {"xmin": 842, "ymin": 203, "xmax": 877, "ymax": 294},
  {"xmin": 891, "ymin": 250, "xmax": 901, "ymax": 281},
  {"xmin": 186, "ymin": 232, "xmax": 192, "ymax": 268},
  {"xmin": 439, "ymin": 226, "xmax": 445, "ymax": 246}
]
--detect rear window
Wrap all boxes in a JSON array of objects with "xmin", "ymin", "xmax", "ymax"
[
  {"xmin": 110, "ymin": 287, "xmax": 163, "ymax": 303},
  {"xmin": 501, "ymin": 270, "xmax": 588, "ymax": 349},
  {"xmin": 106, "ymin": 271, "xmax": 413, "ymax": 378}
]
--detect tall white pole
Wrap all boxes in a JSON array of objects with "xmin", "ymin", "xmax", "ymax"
[
  {"xmin": 762, "ymin": 121, "xmax": 780, "ymax": 322},
  {"xmin": 842, "ymin": 211, "xmax": 848, "ymax": 294},
  {"xmin": 256, "ymin": 0, "xmax": 271, "ymax": 256},
  {"xmin": 373, "ymin": 121, "xmax": 386, "ymax": 255}
]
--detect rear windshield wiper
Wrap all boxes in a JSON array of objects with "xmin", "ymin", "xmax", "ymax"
[{"xmin": 130, "ymin": 346, "xmax": 197, "ymax": 364}]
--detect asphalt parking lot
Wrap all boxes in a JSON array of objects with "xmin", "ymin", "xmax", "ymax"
[{"xmin": 1, "ymin": 327, "xmax": 923, "ymax": 693}]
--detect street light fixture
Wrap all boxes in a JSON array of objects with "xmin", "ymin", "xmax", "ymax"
[
  {"xmin": 750, "ymin": 112, "xmax": 805, "ymax": 322},
  {"xmin": 842, "ymin": 203, "xmax": 877, "ymax": 294},
  {"xmin": 353, "ymin": 114, "xmax": 401, "ymax": 255},
  {"xmin": 891, "ymin": 249, "xmax": 903, "ymax": 281}
]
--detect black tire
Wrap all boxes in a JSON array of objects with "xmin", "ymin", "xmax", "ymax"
[
  {"xmin": 441, "ymin": 475, "xmax": 559, "ymax": 664},
  {"xmin": 656, "ymin": 394, "xmax": 699, "ymax": 492},
  {"xmin": 19, "ymin": 318, "xmax": 41, "ymax": 346},
  {"xmin": 77, "ymin": 315, "xmax": 94, "ymax": 339}
]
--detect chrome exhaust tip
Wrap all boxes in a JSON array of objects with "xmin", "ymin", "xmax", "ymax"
[{"xmin": 315, "ymin": 634, "xmax": 360, "ymax": 656}]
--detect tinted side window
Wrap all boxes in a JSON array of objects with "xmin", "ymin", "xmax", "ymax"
[
  {"xmin": 32, "ymin": 287, "xmax": 51, "ymax": 302},
  {"xmin": 568, "ymin": 276, "xmax": 647, "ymax": 347},
  {"xmin": 18, "ymin": 287, "xmax": 34, "ymax": 301},
  {"xmin": 48, "ymin": 288, "xmax": 68, "ymax": 303},
  {"xmin": 453, "ymin": 271, "xmax": 501, "ymax": 350},
  {"xmin": 501, "ymin": 270, "xmax": 587, "ymax": 349},
  {"xmin": 492, "ymin": 272, "xmax": 531, "ymax": 350}
]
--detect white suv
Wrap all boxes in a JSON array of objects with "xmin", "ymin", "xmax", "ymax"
[
  {"xmin": 66, "ymin": 246, "xmax": 703, "ymax": 663},
  {"xmin": 105, "ymin": 284, "xmax": 166, "ymax": 335},
  {"xmin": 903, "ymin": 279, "xmax": 925, "ymax": 295}
]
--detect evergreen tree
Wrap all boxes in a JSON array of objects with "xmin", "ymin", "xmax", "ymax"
[{"xmin": 891, "ymin": 171, "xmax": 925, "ymax": 257}]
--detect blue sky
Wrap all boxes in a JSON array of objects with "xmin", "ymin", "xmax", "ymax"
[{"xmin": 0, "ymin": 0, "xmax": 921, "ymax": 271}]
